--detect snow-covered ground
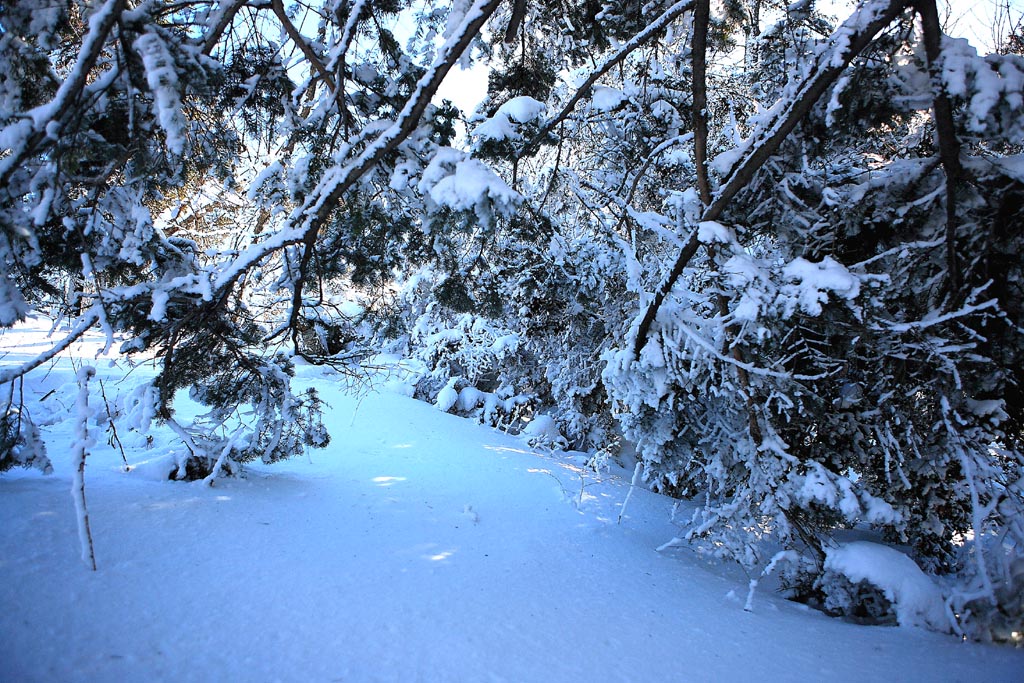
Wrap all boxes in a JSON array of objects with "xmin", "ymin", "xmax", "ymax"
[{"xmin": 1, "ymin": 318, "xmax": 1021, "ymax": 682}]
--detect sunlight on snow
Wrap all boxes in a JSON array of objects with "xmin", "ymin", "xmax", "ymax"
[
  {"xmin": 483, "ymin": 445, "xmax": 532, "ymax": 456},
  {"xmin": 427, "ymin": 551, "xmax": 454, "ymax": 562},
  {"xmin": 372, "ymin": 476, "xmax": 407, "ymax": 487}
]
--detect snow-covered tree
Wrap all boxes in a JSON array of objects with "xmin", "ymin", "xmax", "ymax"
[{"xmin": 0, "ymin": 0, "xmax": 504, "ymax": 476}]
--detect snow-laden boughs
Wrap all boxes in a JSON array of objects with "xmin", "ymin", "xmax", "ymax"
[
  {"xmin": 2, "ymin": 0, "xmax": 1022, "ymax": 642},
  {"xmin": 418, "ymin": 147, "xmax": 521, "ymax": 229},
  {"xmin": 589, "ymin": 0, "xmax": 1024, "ymax": 641},
  {"xmin": 1, "ymin": 0, "xmax": 504, "ymax": 477},
  {"xmin": 937, "ymin": 36, "xmax": 1024, "ymax": 142}
]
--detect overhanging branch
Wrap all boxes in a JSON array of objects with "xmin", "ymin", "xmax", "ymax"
[
  {"xmin": 632, "ymin": 0, "xmax": 913, "ymax": 359},
  {"xmin": 523, "ymin": 0, "xmax": 695, "ymax": 158}
]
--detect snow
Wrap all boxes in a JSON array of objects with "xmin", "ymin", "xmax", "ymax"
[
  {"xmin": 435, "ymin": 376, "xmax": 460, "ymax": 412},
  {"xmin": 782, "ymin": 256, "xmax": 861, "ymax": 316},
  {"xmin": 247, "ymin": 160, "xmax": 284, "ymax": 200},
  {"xmin": 591, "ymin": 86, "xmax": 626, "ymax": 112},
  {"xmin": 147, "ymin": 289, "xmax": 169, "ymax": 322},
  {"xmin": 133, "ymin": 32, "xmax": 186, "ymax": 155},
  {"xmin": 500, "ymin": 95, "xmax": 546, "ymax": 123},
  {"xmin": 521, "ymin": 414, "xmax": 566, "ymax": 448},
  {"xmin": 419, "ymin": 148, "xmax": 521, "ymax": 222},
  {"xmin": 987, "ymin": 153, "xmax": 1024, "ymax": 182},
  {"xmin": 824, "ymin": 542, "xmax": 950, "ymax": 632},
  {"xmin": 428, "ymin": 159, "xmax": 518, "ymax": 212},
  {"xmin": 472, "ymin": 111, "xmax": 518, "ymax": 142},
  {"xmin": 1, "ymin": 318, "xmax": 1022, "ymax": 681},
  {"xmin": 698, "ymin": 220, "xmax": 733, "ymax": 245},
  {"xmin": 456, "ymin": 385, "xmax": 485, "ymax": 412},
  {"xmin": 472, "ymin": 97, "xmax": 545, "ymax": 144}
]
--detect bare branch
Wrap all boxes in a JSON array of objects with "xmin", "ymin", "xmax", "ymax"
[
  {"xmin": 915, "ymin": 0, "xmax": 963, "ymax": 295},
  {"xmin": 504, "ymin": 0, "xmax": 527, "ymax": 43},
  {"xmin": 692, "ymin": 0, "xmax": 713, "ymax": 205},
  {"xmin": 201, "ymin": 0, "xmax": 250, "ymax": 55}
]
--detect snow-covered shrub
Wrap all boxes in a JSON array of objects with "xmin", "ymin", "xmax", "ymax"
[
  {"xmin": 120, "ymin": 303, "xmax": 332, "ymax": 480},
  {"xmin": 512, "ymin": 232, "xmax": 632, "ymax": 454},
  {"xmin": 393, "ymin": 217, "xmax": 633, "ymax": 454},
  {"xmin": 408, "ymin": 306, "xmax": 523, "ymax": 397},
  {"xmin": 952, "ymin": 549, "xmax": 1024, "ymax": 644},
  {"xmin": 522, "ymin": 414, "xmax": 567, "ymax": 450},
  {"xmin": 607, "ymin": 153, "xmax": 1024, "ymax": 628},
  {"xmin": 818, "ymin": 542, "xmax": 948, "ymax": 631},
  {"xmin": 0, "ymin": 405, "xmax": 51, "ymax": 474},
  {"xmin": 602, "ymin": 3, "xmax": 1024, "ymax": 637},
  {"xmin": 404, "ymin": 302, "xmax": 535, "ymax": 431}
]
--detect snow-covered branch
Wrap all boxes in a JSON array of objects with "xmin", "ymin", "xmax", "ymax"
[
  {"xmin": 0, "ymin": 0, "xmax": 127, "ymax": 192},
  {"xmin": 525, "ymin": 0, "xmax": 695, "ymax": 156},
  {"xmin": 633, "ymin": 0, "xmax": 912, "ymax": 359}
]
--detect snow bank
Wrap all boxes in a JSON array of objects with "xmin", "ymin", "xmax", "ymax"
[{"xmin": 3, "ymin": 318, "xmax": 1024, "ymax": 681}]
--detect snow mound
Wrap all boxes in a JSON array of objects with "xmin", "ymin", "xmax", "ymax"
[
  {"xmin": 824, "ymin": 541, "xmax": 949, "ymax": 631},
  {"xmin": 435, "ymin": 377, "xmax": 460, "ymax": 412},
  {"xmin": 522, "ymin": 414, "xmax": 566, "ymax": 448},
  {"xmin": 127, "ymin": 453, "xmax": 177, "ymax": 480}
]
